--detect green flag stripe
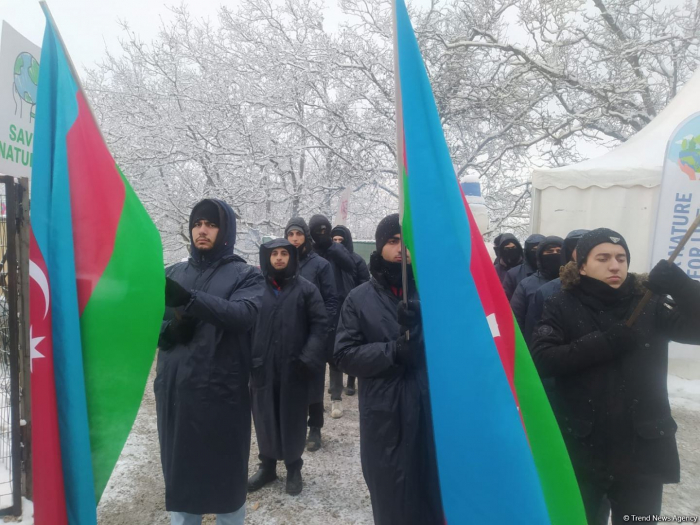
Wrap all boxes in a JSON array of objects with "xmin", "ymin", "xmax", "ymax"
[{"xmin": 80, "ymin": 167, "xmax": 164, "ymax": 499}]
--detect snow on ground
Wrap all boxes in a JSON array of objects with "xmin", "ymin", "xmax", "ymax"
[{"xmin": 97, "ymin": 367, "xmax": 700, "ymax": 524}]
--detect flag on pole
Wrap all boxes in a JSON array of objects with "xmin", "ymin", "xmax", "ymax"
[
  {"xmin": 392, "ymin": 0, "xmax": 586, "ymax": 522},
  {"xmin": 31, "ymin": 4, "xmax": 164, "ymax": 523}
]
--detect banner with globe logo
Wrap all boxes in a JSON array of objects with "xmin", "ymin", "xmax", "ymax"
[
  {"xmin": 0, "ymin": 21, "xmax": 40, "ymax": 179},
  {"xmin": 651, "ymin": 111, "xmax": 700, "ymax": 277}
]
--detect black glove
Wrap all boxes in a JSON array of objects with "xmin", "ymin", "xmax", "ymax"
[
  {"xmin": 292, "ymin": 358, "xmax": 313, "ymax": 380},
  {"xmin": 161, "ymin": 315, "xmax": 197, "ymax": 347},
  {"xmin": 397, "ymin": 300, "xmax": 422, "ymax": 331},
  {"xmin": 646, "ymin": 260, "xmax": 689, "ymax": 298},
  {"xmin": 395, "ymin": 326, "xmax": 424, "ymax": 367},
  {"xmin": 603, "ymin": 323, "xmax": 637, "ymax": 353},
  {"xmin": 165, "ymin": 277, "xmax": 192, "ymax": 307},
  {"xmin": 312, "ymin": 230, "xmax": 333, "ymax": 250}
]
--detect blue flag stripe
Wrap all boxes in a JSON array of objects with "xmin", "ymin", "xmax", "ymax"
[
  {"xmin": 395, "ymin": 1, "xmax": 551, "ymax": 522},
  {"xmin": 34, "ymin": 10, "xmax": 98, "ymax": 524}
]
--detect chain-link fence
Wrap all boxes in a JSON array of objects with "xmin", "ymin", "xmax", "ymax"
[{"xmin": 0, "ymin": 178, "xmax": 25, "ymax": 517}]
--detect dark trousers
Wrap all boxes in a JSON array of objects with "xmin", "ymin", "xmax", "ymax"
[
  {"xmin": 308, "ymin": 402, "xmax": 324, "ymax": 428},
  {"xmin": 259, "ymin": 453, "xmax": 303, "ymax": 471},
  {"xmin": 347, "ymin": 375, "xmax": 355, "ymax": 388},
  {"xmin": 579, "ymin": 478, "xmax": 663, "ymax": 525},
  {"xmin": 328, "ymin": 362, "xmax": 343, "ymax": 401}
]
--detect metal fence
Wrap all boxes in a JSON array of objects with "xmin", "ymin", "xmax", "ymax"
[{"xmin": 0, "ymin": 177, "xmax": 28, "ymax": 517}]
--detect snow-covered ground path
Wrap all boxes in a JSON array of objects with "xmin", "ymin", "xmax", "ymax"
[{"xmin": 96, "ymin": 365, "xmax": 700, "ymax": 524}]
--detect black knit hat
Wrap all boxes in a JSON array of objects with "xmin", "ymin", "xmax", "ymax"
[
  {"xmin": 285, "ymin": 217, "xmax": 310, "ymax": 237},
  {"xmin": 375, "ymin": 213, "xmax": 401, "ymax": 252},
  {"xmin": 577, "ymin": 228, "xmax": 630, "ymax": 268},
  {"xmin": 190, "ymin": 199, "xmax": 220, "ymax": 227},
  {"xmin": 309, "ymin": 214, "xmax": 331, "ymax": 235}
]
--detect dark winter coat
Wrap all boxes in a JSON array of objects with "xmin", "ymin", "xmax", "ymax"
[
  {"xmin": 251, "ymin": 239, "xmax": 328, "ymax": 463},
  {"xmin": 334, "ymin": 274, "xmax": 443, "ymax": 525},
  {"xmin": 502, "ymin": 234, "xmax": 545, "ymax": 300},
  {"xmin": 494, "ymin": 233, "xmax": 523, "ymax": 284},
  {"xmin": 510, "ymin": 237, "xmax": 563, "ymax": 333},
  {"xmin": 524, "ymin": 278, "xmax": 562, "ymax": 345},
  {"xmin": 531, "ymin": 269, "xmax": 700, "ymax": 486},
  {"xmin": 155, "ymin": 199, "xmax": 264, "ymax": 514},
  {"xmin": 315, "ymin": 241, "xmax": 357, "ymax": 304},
  {"xmin": 332, "ymin": 225, "xmax": 370, "ymax": 286},
  {"xmin": 297, "ymin": 250, "xmax": 338, "ymax": 404}
]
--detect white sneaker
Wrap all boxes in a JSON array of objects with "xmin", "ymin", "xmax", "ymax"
[{"xmin": 331, "ymin": 400, "xmax": 343, "ymax": 419}]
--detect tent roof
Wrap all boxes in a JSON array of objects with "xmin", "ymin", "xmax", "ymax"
[{"xmin": 532, "ymin": 70, "xmax": 700, "ymax": 190}]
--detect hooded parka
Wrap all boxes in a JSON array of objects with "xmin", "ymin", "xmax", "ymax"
[
  {"xmin": 155, "ymin": 199, "xmax": 264, "ymax": 515},
  {"xmin": 493, "ymin": 233, "xmax": 523, "ymax": 284},
  {"xmin": 531, "ymin": 268, "xmax": 700, "ymax": 487},
  {"xmin": 334, "ymin": 256, "xmax": 443, "ymax": 525},
  {"xmin": 502, "ymin": 234, "xmax": 546, "ymax": 300},
  {"xmin": 510, "ymin": 236, "xmax": 564, "ymax": 332},
  {"xmin": 251, "ymin": 239, "xmax": 328, "ymax": 464},
  {"xmin": 332, "ymin": 225, "xmax": 370, "ymax": 286}
]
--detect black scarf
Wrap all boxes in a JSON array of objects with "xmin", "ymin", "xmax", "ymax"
[
  {"xmin": 369, "ymin": 252, "xmax": 413, "ymax": 293},
  {"xmin": 575, "ymin": 274, "xmax": 636, "ymax": 310}
]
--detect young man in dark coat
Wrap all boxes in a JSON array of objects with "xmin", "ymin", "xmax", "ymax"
[
  {"xmin": 331, "ymin": 224, "xmax": 370, "ymax": 396},
  {"xmin": 285, "ymin": 217, "xmax": 338, "ymax": 451},
  {"xmin": 308, "ymin": 214, "xmax": 356, "ymax": 418},
  {"xmin": 531, "ymin": 228, "xmax": 700, "ymax": 524},
  {"xmin": 334, "ymin": 213, "xmax": 444, "ymax": 525},
  {"xmin": 247, "ymin": 239, "xmax": 328, "ymax": 496},
  {"xmin": 493, "ymin": 233, "xmax": 523, "ymax": 284},
  {"xmin": 510, "ymin": 235, "xmax": 563, "ymax": 334},
  {"xmin": 156, "ymin": 199, "xmax": 264, "ymax": 525},
  {"xmin": 502, "ymin": 233, "xmax": 545, "ymax": 300}
]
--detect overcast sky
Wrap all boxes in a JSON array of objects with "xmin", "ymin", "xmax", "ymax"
[{"xmin": 1, "ymin": 0, "xmax": 431, "ymax": 74}]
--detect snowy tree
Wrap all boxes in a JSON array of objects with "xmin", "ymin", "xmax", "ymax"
[{"xmin": 85, "ymin": 0, "xmax": 700, "ymax": 261}]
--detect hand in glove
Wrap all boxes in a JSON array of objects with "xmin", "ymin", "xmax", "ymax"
[
  {"xmin": 165, "ymin": 277, "xmax": 192, "ymax": 307},
  {"xmin": 397, "ymin": 300, "xmax": 422, "ymax": 331},
  {"xmin": 603, "ymin": 323, "xmax": 637, "ymax": 353},
  {"xmin": 646, "ymin": 260, "xmax": 689, "ymax": 298},
  {"xmin": 395, "ymin": 329, "xmax": 425, "ymax": 367},
  {"xmin": 161, "ymin": 315, "xmax": 197, "ymax": 347},
  {"xmin": 311, "ymin": 228, "xmax": 333, "ymax": 250}
]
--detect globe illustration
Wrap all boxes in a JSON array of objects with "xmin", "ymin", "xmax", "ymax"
[{"xmin": 13, "ymin": 52, "xmax": 39, "ymax": 121}]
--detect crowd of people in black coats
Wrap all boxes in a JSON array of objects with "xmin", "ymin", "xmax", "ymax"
[{"xmin": 155, "ymin": 197, "xmax": 700, "ymax": 525}]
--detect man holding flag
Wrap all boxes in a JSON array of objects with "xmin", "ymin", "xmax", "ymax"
[
  {"xmin": 334, "ymin": 213, "xmax": 443, "ymax": 525},
  {"xmin": 155, "ymin": 199, "xmax": 264, "ymax": 525}
]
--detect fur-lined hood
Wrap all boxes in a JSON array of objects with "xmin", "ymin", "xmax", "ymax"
[{"xmin": 559, "ymin": 261, "xmax": 648, "ymax": 293}]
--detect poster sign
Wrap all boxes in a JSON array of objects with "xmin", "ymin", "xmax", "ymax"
[
  {"xmin": 651, "ymin": 112, "xmax": 700, "ymax": 278},
  {"xmin": 0, "ymin": 21, "xmax": 41, "ymax": 179}
]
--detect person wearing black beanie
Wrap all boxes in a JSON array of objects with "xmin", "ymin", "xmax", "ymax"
[
  {"xmin": 333, "ymin": 214, "xmax": 443, "ymax": 525},
  {"xmin": 285, "ymin": 216, "xmax": 338, "ymax": 452},
  {"xmin": 510, "ymin": 236, "xmax": 563, "ymax": 332},
  {"xmin": 307, "ymin": 214, "xmax": 356, "ymax": 419},
  {"xmin": 530, "ymin": 227, "xmax": 700, "ymax": 524}
]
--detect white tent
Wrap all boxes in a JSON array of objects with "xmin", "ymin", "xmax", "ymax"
[
  {"xmin": 530, "ymin": 70, "xmax": 700, "ymax": 378},
  {"xmin": 531, "ymin": 70, "xmax": 700, "ymax": 274}
]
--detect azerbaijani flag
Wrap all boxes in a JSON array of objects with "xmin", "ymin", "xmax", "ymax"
[
  {"xmin": 392, "ymin": 1, "xmax": 586, "ymax": 523},
  {"xmin": 30, "ymin": 5, "xmax": 164, "ymax": 523}
]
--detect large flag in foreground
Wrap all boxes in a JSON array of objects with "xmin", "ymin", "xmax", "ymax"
[
  {"xmin": 392, "ymin": 1, "xmax": 586, "ymax": 523},
  {"xmin": 31, "ymin": 4, "xmax": 164, "ymax": 523}
]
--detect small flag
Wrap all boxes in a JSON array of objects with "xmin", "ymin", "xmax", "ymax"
[
  {"xmin": 31, "ymin": 4, "xmax": 164, "ymax": 523},
  {"xmin": 392, "ymin": 0, "xmax": 585, "ymax": 522}
]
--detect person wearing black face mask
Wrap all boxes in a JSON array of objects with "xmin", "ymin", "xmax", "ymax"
[
  {"xmin": 248, "ymin": 239, "xmax": 328, "ymax": 496},
  {"xmin": 524, "ymin": 229, "xmax": 590, "ymax": 345},
  {"xmin": 334, "ymin": 213, "xmax": 444, "ymax": 525},
  {"xmin": 503, "ymin": 234, "xmax": 545, "ymax": 300},
  {"xmin": 493, "ymin": 233, "xmax": 524, "ymax": 285},
  {"xmin": 510, "ymin": 236, "xmax": 563, "ymax": 334}
]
